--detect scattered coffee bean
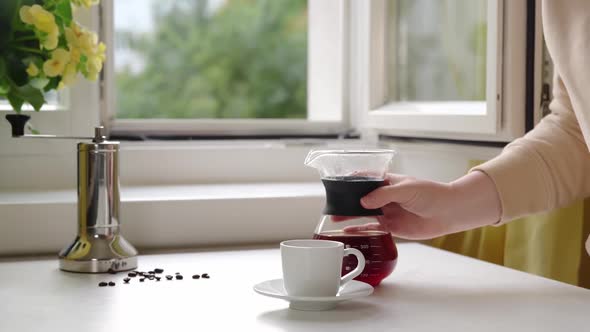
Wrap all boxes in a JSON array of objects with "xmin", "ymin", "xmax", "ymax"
[
  {"xmin": 202, "ymin": 273, "xmax": 210, "ymax": 279},
  {"xmin": 148, "ymin": 271, "xmax": 156, "ymax": 275},
  {"xmin": 123, "ymin": 278, "xmax": 131, "ymax": 283},
  {"xmin": 108, "ymin": 281, "xmax": 116, "ymax": 286},
  {"xmin": 166, "ymin": 275, "xmax": 173, "ymax": 280},
  {"xmin": 192, "ymin": 274, "xmax": 200, "ymax": 279},
  {"xmin": 175, "ymin": 275, "xmax": 183, "ymax": 280},
  {"xmin": 175, "ymin": 272, "xmax": 181, "ymax": 275},
  {"xmin": 128, "ymin": 272, "xmax": 137, "ymax": 277},
  {"xmin": 98, "ymin": 282, "xmax": 108, "ymax": 287},
  {"xmin": 140, "ymin": 278, "xmax": 145, "ymax": 282},
  {"xmin": 155, "ymin": 277, "xmax": 161, "ymax": 281},
  {"xmin": 154, "ymin": 268, "xmax": 164, "ymax": 274}
]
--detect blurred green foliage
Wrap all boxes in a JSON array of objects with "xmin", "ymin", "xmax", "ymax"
[{"xmin": 115, "ymin": 0, "xmax": 307, "ymax": 119}]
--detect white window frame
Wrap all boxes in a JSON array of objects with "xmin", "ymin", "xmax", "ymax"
[
  {"xmin": 101, "ymin": 0, "xmax": 349, "ymax": 137},
  {"xmin": 350, "ymin": 0, "xmax": 530, "ymax": 142}
]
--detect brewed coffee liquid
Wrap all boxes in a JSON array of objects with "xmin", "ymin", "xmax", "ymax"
[
  {"xmin": 313, "ymin": 230, "xmax": 397, "ymax": 286},
  {"xmin": 322, "ymin": 176, "xmax": 386, "ymax": 216}
]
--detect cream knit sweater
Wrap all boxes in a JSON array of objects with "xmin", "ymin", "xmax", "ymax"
[{"xmin": 474, "ymin": 0, "xmax": 590, "ymax": 250}]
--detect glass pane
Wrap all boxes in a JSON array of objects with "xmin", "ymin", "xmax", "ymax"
[
  {"xmin": 389, "ymin": 0, "xmax": 487, "ymax": 102},
  {"xmin": 114, "ymin": 0, "xmax": 308, "ymax": 119}
]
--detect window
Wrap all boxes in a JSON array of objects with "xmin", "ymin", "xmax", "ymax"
[
  {"xmin": 103, "ymin": 0, "xmax": 532, "ymax": 141},
  {"xmin": 103, "ymin": 0, "xmax": 347, "ymax": 136},
  {"xmin": 350, "ymin": 0, "xmax": 532, "ymax": 142},
  {"xmin": 0, "ymin": 0, "xmax": 539, "ymax": 188},
  {"xmin": 114, "ymin": 0, "xmax": 307, "ymax": 120}
]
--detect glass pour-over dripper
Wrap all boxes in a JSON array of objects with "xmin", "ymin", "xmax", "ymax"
[{"xmin": 305, "ymin": 149, "xmax": 398, "ymax": 287}]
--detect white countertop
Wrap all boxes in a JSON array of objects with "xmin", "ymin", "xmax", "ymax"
[{"xmin": 0, "ymin": 243, "xmax": 588, "ymax": 332}]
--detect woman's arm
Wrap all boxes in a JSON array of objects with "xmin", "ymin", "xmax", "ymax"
[{"xmin": 473, "ymin": 75, "xmax": 590, "ymax": 223}]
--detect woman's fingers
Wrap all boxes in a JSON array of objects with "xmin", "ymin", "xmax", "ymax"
[
  {"xmin": 343, "ymin": 222, "xmax": 385, "ymax": 233},
  {"xmin": 361, "ymin": 183, "xmax": 416, "ymax": 209}
]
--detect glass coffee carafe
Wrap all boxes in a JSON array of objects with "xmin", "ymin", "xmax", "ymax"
[{"xmin": 305, "ymin": 149, "xmax": 398, "ymax": 287}]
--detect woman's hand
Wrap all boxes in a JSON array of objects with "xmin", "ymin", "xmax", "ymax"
[{"xmin": 343, "ymin": 171, "xmax": 502, "ymax": 240}]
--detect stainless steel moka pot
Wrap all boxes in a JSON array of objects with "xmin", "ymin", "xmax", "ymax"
[{"xmin": 6, "ymin": 114, "xmax": 138, "ymax": 273}]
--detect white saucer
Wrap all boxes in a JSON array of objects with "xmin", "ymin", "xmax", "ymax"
[{"xmin": 253, "ymin": 279, "xmax": 374, "ymax": 311}]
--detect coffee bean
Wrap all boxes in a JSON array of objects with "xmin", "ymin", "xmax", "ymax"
[
  {"xmin": 148, "ymin": 271, "xmax": 155, "ymax": 274},
  {"xmin": 98, "ymin": 282, "xmax": 108, "ymax": 287},
  {"xmin": 108, "ymin": 282, "xmax": 116, "ymax": 286},
  {"xmin": 128, "ymin": 272, "xmax": 137, "ymax": 277},
  {"xmin": 140, "ymin": 278, "xmax": 145, "ymax": 282},
  {"xmin": 175, "ymin": 272, "xmax": 181, "ymax": 275},
  {"xmin": 154, "ymin": 268, "xmax": 164, "ymax": 274},
  {"xmin": 166, "ymin": 275, "xmax": 173, "ymax": 280},
  {"xmin": 192, "ymin": 274, "xmax": 200, "ymax": 279},
  {"xmin": 202, "ymin": 273, "xmax": 210, "ymax": 279},
  {"xmin": 123, "ymin": 278, "xmax": 131, "ymax": 283},
  {"xmin": 175, "ymin": 275, "xmax": 183, "ymax": 280},
  {"xmin": 155, "ymin": 277, "xmax": 161, "ymax": 281}
]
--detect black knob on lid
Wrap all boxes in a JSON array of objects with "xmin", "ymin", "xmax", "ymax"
[{"xmin": 5, "ymin": 114, "xmax": 30, "ymax": 137}]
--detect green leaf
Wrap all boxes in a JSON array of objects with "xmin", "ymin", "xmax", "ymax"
[
  {"xmin": 44, "ymin": 77, "xmax": 59, "ymax": 91},
  {"xmin": 29, "ymin": 77, "xmax": 49, "ymax": 89},
  {"xmin": 55, "ymin": 0, "xmax": 73, "ymax": 27},
  {"xmin": 0, "ymin": 79, "xmax": 8, "ymax": 95},
  {"xmin": 10, "ymin": 82, "xmax": 45, "ymax": 111},
  {"xmin": 6, "ymin": 90, "xmax": 24, "ymax": 113}
]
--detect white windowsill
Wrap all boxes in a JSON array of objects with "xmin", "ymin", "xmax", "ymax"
[
  {"xmin": 0, "ymin": 183, "xmax": 323, "ymax": 204},
  {"xmin": 0, "ymin": 183, "xmax": 325, "ymax": 256}
]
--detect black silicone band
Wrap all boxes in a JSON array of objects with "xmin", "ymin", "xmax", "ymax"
[{"xmin": 321, "ymin": 177, "xmax": 384, "ymax": 216}]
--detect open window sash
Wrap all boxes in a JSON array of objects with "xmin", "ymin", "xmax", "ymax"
[{"xmin": 349, "ymin": 0, "xmax": 531, "ymax": 142}]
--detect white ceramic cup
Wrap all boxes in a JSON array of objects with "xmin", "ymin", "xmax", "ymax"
[{"xmin": 280, "ymin": 239, "xmax": 366, "ymax": 297}]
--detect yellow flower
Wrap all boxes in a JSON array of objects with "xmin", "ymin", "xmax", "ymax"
[
  {"xmin": 87, "ymin": 56, "xmax": 103, "ymax": 73},
  {"xmin": 85, "ymin": 56, "xmax": 102, "ymax": 81},
  {"xmin": 97, "ymin": 42, "xmax": 106, "ymax": 61},
  {"xmin": 43, "ymin": 48, "xmax": 70, "ymax": 77},
  {"xmin": 26, "ymin": 63, "xmax": 39, "ymax": 77},
  {"xmin": 79, "ymin": 31, "xmax": 98, "ymax": 56},
  {"xmin": 29, "ymin": 5, "xmax": 58, "ymax": 34},
  {"xmin": 65, "ymin": 23, "xmax": 97, "ymax": 55},
  {"xmin": 19, "ymin": 6, "xmax": 34, "ymax": 25},
  {"xmin": 20, "ymin": 4, "xmax": 59, "ymax": 49},
  {"xmin": 42, "ymin": 26, "xmax": 59, "ymax": 50},
  {"xmin": 65, "ymin": 23, "xmax": 82, "ymax": 47},
  {"xmin": 61, "ymin": 62, "xmax": 78, "ymax": 86},
  {"xmin": 70, "ymin": 47, "xmax": 81, "ymax": 64},
  {"xmin": 86, "ymin": 70, "xmax": 99, "ymax": 81}
]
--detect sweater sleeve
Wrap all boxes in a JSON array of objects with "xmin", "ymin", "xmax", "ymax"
[
  {"xmin": 473, "ymin": 0, "xmax": 590, "ymax": 223},
  {"xmin": 472, "ymin": 75, "xmax": 590, "ymax": 222}
]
